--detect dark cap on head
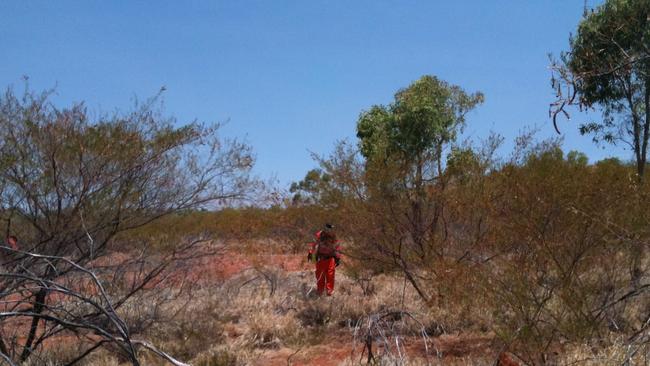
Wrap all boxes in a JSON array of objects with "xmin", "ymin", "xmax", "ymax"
[{"xmin": 324, "ymin": 223, "xmax": 334, "ymax": 230}]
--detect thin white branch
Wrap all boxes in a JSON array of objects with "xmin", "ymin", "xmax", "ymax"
[{"xmin": 130, "ymin": 339, "xmax": 191, "ymax": 366}]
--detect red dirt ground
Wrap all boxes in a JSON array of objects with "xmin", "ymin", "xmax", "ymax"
[
  {"xmin": 3, "ymin": 244, "xmax": 518, "ymax": 365},
  {"xmin": 189, "ymin": 249, "xmax": 512, "ymax": 365},
  {"xmin": 188, "ymin": 248, "xmax": 514, "ymax": 365},
  {"xmin": 254, "ymin": 332, "xmax": 503, "ymax": 366}
]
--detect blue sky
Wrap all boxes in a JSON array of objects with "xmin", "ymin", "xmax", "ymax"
[{"xmin": 0, "ymin": 1, "xmax": 621, "ymax": 186}]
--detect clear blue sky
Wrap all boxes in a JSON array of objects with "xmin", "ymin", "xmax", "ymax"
[{"xmin": 0, "ymin": 0, "xmax": 621, "ymax": 187}]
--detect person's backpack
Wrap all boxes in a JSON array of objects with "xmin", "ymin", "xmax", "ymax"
[{"xmin": 317, "ymin": 232, "xmax": 337, "ymax": 257}]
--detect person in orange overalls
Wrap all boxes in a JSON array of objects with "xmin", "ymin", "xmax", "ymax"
[{"xmin": 307, "ymin": 224, "xmax": 341, "ymax": 296}]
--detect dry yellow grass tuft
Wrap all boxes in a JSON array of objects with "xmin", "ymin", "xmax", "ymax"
[{"xmin": 28, "ymin": 255, "xmax": 500, "ymax": 365}]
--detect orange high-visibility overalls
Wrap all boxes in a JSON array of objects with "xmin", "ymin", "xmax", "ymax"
[{"xmin": 308, "ymin": 231, "xmax": 341, "ymax": 296}]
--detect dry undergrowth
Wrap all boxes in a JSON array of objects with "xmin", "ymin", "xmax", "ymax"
[
  {"xmin": 26, "ymin": 252, "xmax": 648, "ymax": 365},
  {"xmin": 30, "ymin": 254, "xmax": 500, "ymax": 365}
]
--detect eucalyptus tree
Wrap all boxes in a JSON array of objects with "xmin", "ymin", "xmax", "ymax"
[
  {"xmin": 551, "ymin": 0, "xmax": 650, "ymax": 180},
  {"xmin": 350, "ymin": 75, "xmax": 484, "ymax": 301}
]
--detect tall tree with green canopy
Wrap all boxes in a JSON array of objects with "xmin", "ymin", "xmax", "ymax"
[
  {"xmin": 289, "ymin": 168, "xmax": 331, "ymax": 205},
  {"xmin": 551, "ymin": 0, "xmax": 650, "ymax": 180},
  {"xmin": 357, "ymin": 75, "xmax": 483, "ymax": 192},
  {"xmin": 351, "ymin": 75, "xmax": 483, "ymax": 301}
]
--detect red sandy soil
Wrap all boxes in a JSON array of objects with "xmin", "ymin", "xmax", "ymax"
[
  {"xmin": 194, "ymin": 251, "xmax": 311, "ymax": 280},
  {"xmin": 3, "ymin": 244, "xmax": 520, "ymax": 365},
  {"xmin": 201, "ymin": 249, "xmax": 514, "ymax": 365},
  {"xmin": 182, "ymin": 248, "xmax": 518, "ymax": 365},
  {"xmin": 254, "ymin": 332, "xmax": 506, "ymax": 366}
]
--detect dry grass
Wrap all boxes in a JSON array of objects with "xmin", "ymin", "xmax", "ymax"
[
  {"xmin": 51, "ymin": 261, "xmax": 493, "ymax": 365},
  {"xmin": 21, "ymin": 255, "xmax": 508, "ymax": 365},
  {"xmin": 560, "ymin": 340, "xmax": 650, "ymax": 365}
]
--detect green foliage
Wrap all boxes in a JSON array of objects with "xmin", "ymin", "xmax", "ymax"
[
  {"xmin": 446, "ymin": 147, "xmax": 482, "ymax": 182},
  {"xmin": 288, "ymin": 71, "xmax": 650, "ymax": 362},
  {"xmin": 289, "ymin": 169, "xmax": 331, "ymax": 205},
  {"xmin": 304, "ymin": 76, "xmax": 486, "ymax": 304},
  {"xmin": 553, "ymin": 0, "xmax": 650, "ymax": 178},
  {"xmin": 567, "ymin": 150, "xmax": 589, "ymax": 166},
  {"xmin": 356, "ymin": 75, "xmax": 484, "ymax": 165},
  {"xmin": 568, "ymin": 0, "xmax": 649, "ymax": 106},
  {"xmin": 357, "ymin": 105, "xmax": 391, "ymax": 159}
]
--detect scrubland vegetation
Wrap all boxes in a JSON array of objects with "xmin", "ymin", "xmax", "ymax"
[
  {"xmin": 2, "ymin": 0, "xmax": 650, "ymax": 364},
  {"xmin": 21, "ymin": 148, "xmax": 650, "ymax": 365}
]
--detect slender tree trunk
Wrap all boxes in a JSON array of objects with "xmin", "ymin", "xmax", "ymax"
[
  {"xmin": 641, "ymin": 78, "xmax": 650, "ymax": 182},
  {"xmin": 399, "ymin": 257, "xmax": 431, "ymax": 304},
  {"xmin": 629, "ymin": 91, "xmax": 643, "ymax": 181},
  {"xmin": 623, "ymin": 74, "xmax": 644, "ymax": 182},
  {"xmin": 20, "ymin": 288, "xmax": 47, "ymax": 362},
  {"xmin": 413, "ymin": 155, "xmax": 424, "ymax": 258},
  {"xmin": 629, "ymin": 79, "xmax": 650, "ymax": 290}
]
